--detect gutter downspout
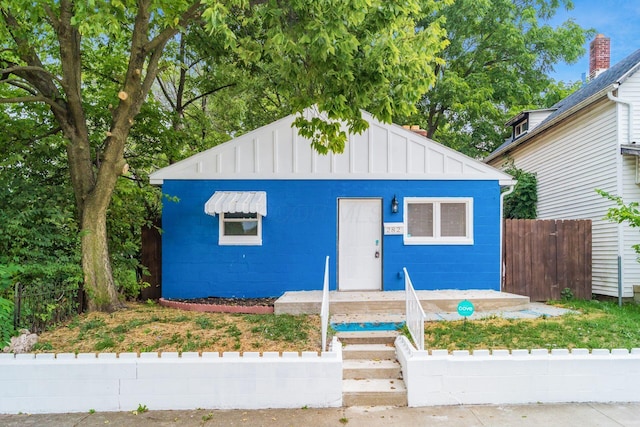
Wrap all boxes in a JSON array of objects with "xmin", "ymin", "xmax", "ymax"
[
  {"xmin": 607, "ymin": 84, "xmax": 633, "ymax": 300},
  {"xmin": 499, "ymin": 183, "xmax": 516, "ymax": 291},
  {"xmin": 607, "ymin": 83, "xmax": 635, "ymax": 144}
]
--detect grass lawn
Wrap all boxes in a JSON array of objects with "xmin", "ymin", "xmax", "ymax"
[
  {"xmin": 33, "ymin": 301, "xmax": 321, "ymax": 354},
  {"xmin": 30, "ymin": 299, "xmax": 640, "ymax": 354},
  {"xmin": 424, "ymin": 300, "xmax": 640, "ymax": 352}
]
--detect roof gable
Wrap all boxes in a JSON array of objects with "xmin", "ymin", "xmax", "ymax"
[
  {"xmin": 151, "ymin": 110, "xmax": 514, "ymax": 184},
  {"xmin": 486, "ymin": 48, "xmax": 640, "ymax": 162}
]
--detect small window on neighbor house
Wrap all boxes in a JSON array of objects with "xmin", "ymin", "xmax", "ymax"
[
  {"xmin": 404, "ymin": 197, "xmax": 473, "ymax": 245},
  {"xmin": 219, "ymin": 212, "xmax": 262, "ymax": 245},
  {"xmin": 514, "ymin": 120, "xmax": 528, "ymax": 138}
]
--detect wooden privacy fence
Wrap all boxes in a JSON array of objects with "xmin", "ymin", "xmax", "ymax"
[{"xmin": 503, "ymin": 219, "xmax": 592, "ymax": 301}]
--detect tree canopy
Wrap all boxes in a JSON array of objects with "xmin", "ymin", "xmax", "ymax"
[
  {"xmin": 0, "ymin": 0, "xmax": 449, "ymax": 311},
  {"xmin": 398, "ymin": 0, "xmax": 593, "ymax": 158}
]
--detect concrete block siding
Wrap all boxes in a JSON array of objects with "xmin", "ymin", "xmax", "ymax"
[
  {"xmin": 0, "ymin": 340, "xmax": 343, "ymax": 414},
  {"xmin": 395, "ymin": 336, "xmax": 640, "ymax": 407},
  {"xmin": 162, "ymin": 179, "xmax": 502, "ymax": 298}
]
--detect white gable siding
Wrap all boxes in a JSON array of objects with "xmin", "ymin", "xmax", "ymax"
[
  {"xmin": 494, "ymin": 101, "xmax": 622, "ymax": 296},
  {"xmin": 619, "ymin": 70, "xmax": 640, "ymax": 145},
  {"xmin": 527, "ymin": 110, "xmax": 553, "ymax": 130},
  {"xmin": 150, "ymin": 111, "xmax": 513, "ymax": 184}
]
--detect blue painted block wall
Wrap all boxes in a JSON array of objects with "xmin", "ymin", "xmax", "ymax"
[{"xmin": 161, "ymin": 179, "xmax": 502, "ymax": 298}]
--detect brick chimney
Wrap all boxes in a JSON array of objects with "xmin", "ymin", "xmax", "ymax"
[
  {"xmin": 402, "ymin": 125, "xmax": 427, "ymax": 137},
  {"xmin": 589, "ymin": 34, "xmax": 610, "ymax": 80}
]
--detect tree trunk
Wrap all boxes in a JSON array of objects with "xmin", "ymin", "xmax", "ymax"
[
  {"xmin": 2, "ymin": 1, "xmax": 201, "ymax": 312},
  {"xmin": 80, "ymin": 200, "xmax": 123, "ymax": 312}
]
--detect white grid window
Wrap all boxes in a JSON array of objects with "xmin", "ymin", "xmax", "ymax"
[
  {"xmin": 219, "ymin": 212, "xmax": 262, "ymax": 245},
  {"xmin": 404, "ymin": 197, "xmax": 473, "ymax": 245}
]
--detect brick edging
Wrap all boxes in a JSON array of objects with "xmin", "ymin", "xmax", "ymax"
[{"xmin": 159, "ymin": 298, "xmax": 274, "ymax": 314}]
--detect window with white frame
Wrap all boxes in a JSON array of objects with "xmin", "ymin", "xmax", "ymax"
[
  {"xmin": 219, "ymin": 212, "xmax": 262, "ymax": 245},
  {"xmin": 403, "ymin": 197, "xmax": 473, "ymax": 245},
  {"xmin": 514, "ymin": 120, "xmax": 528, "ymax": 138}
]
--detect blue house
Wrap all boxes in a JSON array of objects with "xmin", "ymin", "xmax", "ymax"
[{"xmin": 150, "ymin": 110, "xmax": 515, "ymax": 299}]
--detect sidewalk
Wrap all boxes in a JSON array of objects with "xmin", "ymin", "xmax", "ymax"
[{"xmin": 2, "ymin": 403, "xmax": 640, "ymax": 427}]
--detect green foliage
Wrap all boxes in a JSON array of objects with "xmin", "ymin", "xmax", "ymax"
[
  {"xmin": 561, "ymin": 287, "xmax": 574, "ymax": 301},
  {"xmin": 597, "ymin": 189, "xmax": 640, "ymax": 259},
  {"xmin": 1, "ymin": 0, "xmax": 451, "ymax": 311},
  {"xmin": 199, "ymin": 0, "xmax": 451, "ymax": 152},
  {"xmin": 503, "ymin": 164, "xmax": 538, "ymax": 219},
  {"xmin": 0, "ymin": 264, "xmax": 18, "ymax": 347},
  {"xmin": 534, "ymin": 79, "xmax": 584, "ymax": 109},
  {"xmin": 398, "ymin": 0, "xmax": 594, "ymax": 157},
  {"xmin": 135, "ymin": 404, "xmax": 149, "ymax": 414}
]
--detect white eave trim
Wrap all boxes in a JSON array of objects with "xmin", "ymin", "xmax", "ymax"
[{"xmin": 204, "ymin": 191, "xmax": 267, "ymax": 217}]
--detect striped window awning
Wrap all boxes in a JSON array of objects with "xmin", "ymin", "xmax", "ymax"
[{"xmin": 204, "ymin": 191, "xmax": 267, "ymax": 216}]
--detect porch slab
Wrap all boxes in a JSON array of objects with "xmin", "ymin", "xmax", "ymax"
[{"xmin": 274, "ymin": 290, "xmax": 530, "ymax": 315}]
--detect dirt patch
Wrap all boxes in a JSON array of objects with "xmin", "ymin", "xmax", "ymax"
[{"xmin": 33, "ymin": 302, "xmax": 321, "ymax": 355}]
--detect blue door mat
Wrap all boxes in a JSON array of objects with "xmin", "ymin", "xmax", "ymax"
[{"xmin": 330, "ymin": 321, "xmax": 406, "ymax": 332}]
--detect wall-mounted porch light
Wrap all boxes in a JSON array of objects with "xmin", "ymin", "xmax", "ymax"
[{"xmin": 391, "ymin": 195, "xmax": 399, "ymax": 213}]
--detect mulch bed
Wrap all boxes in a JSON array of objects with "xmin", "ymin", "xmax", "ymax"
[
  {"xmin": 159, "ymin": 296, "xmax": 277, "ymax": 314},
  {"xmin": 170, "ymin": 297, "xmax": 276, "ymax": 307}
]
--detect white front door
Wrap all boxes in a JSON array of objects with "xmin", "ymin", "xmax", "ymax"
[{"xmin": 338, "ymin": 198, "xmax": 382, "ymax": 291}]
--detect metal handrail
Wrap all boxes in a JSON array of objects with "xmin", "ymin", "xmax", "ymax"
[
  {"xmin": 320, "ymin": 256, "xmax": 330, "ymax": 351},
  {"xmin": 404, "ymin": 267, "xmax": 425, "ymax": 351}
]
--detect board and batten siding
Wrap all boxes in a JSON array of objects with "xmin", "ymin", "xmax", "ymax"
[
  {"xmin": 618, "ymin": 70, "xmax": 640, "ymax": 295},
  {"xmin": 492, "ymin": 100, "xmax": 623, "ymax": 296},
  {"xmin": 150, "ymin": 110, "xmax": 507, "ymax": 184}
]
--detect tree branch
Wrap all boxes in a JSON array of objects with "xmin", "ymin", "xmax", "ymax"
[
  {"xmin": 182, "ymin": 83, "xmax": 236, "ymax": 110},
  {"xmin": 145, "ymin": 2, "xmax": 203, "ymax": 54},
  {"xmin": 0, "ymin": 95, "xmax": 66, "ymax": 113},
  {"xmin": 42, "ymin": 4, "xmax": 60, "ymax": 32},
  {"xmin": 155, "ymin": 76, "xmax": 177, "ymax": 110},
  {"xmin": 0, "ymin": 65, "xmax": 64, "ymax": 85},
  {"xmin": 2, "ymin": 79, "xmax": 38, "ymax": 95}
]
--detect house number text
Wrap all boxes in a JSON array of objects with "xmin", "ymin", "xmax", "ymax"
[{"xmin": 384, "ymin": 223, "xmax": 404, "ymax": 235}]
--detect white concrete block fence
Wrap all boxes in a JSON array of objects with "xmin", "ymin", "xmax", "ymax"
[
  {"xmin": 5, "ymin": 333, "xmax": 640, "ymax": 414},
  {"xmin": 0, "ymin": 337, "xmax": 343, "ymax": 414},
  {"xmin": 395, "ymin": 336, "xmax": 640, "ymax": 407}
]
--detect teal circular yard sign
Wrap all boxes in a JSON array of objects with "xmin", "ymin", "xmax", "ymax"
[{"xmin": 457, "ymin": 300, "xmax": 475, "ymax": 317}]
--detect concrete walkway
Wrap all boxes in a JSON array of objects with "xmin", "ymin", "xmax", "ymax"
[{"xmin": 2, "ymin": 403, "xmax": 640, "ymax": 426}]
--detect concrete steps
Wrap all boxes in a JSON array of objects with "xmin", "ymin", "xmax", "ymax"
[
  {"xmin": 343, "ymin": 359, "xmax": 401, "ymax": 379},
  {"xmin": 342, "ymin": 343, "xmax": 396, "ymax": 360},
  {"xmin": 337, "ymin": 331, "xmax": 400, "ymax": 345},
  {"xmin": 338, "ymin": 331, "xmax": 407, "ymax": 407},
  {"xmin": 342, "ymin": 379, "xmax": 407, "ymax": 407}
]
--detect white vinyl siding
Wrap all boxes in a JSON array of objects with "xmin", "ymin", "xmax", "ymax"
[
  {"xmin": 618, "ymin": 71, "xmax": 640, "ymax": 146},
  {"xmin": 616, "ymin": 71, "xmax": 640, "ymax": 296},
  {"xmin": 527, "ymin": 110, "xmax": 554, "ymax": 130},
  {"xmin": 492, "ymin": 100, "xmax": 622, "ymax": 296}
]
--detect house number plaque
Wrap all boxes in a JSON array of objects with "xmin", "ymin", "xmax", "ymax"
[{"xmin": 384, "ymin": 223, "xmax": 404, "ymax": 235}]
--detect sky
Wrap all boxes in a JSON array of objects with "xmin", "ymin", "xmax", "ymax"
[{"xmin": 549, "ymin": 0, "xmax": 640, "ymax": 83}]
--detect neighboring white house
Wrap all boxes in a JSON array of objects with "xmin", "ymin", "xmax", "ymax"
[{"xmin": 485, "ymin": 48, "xmax": 640, "ymax": 298}]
